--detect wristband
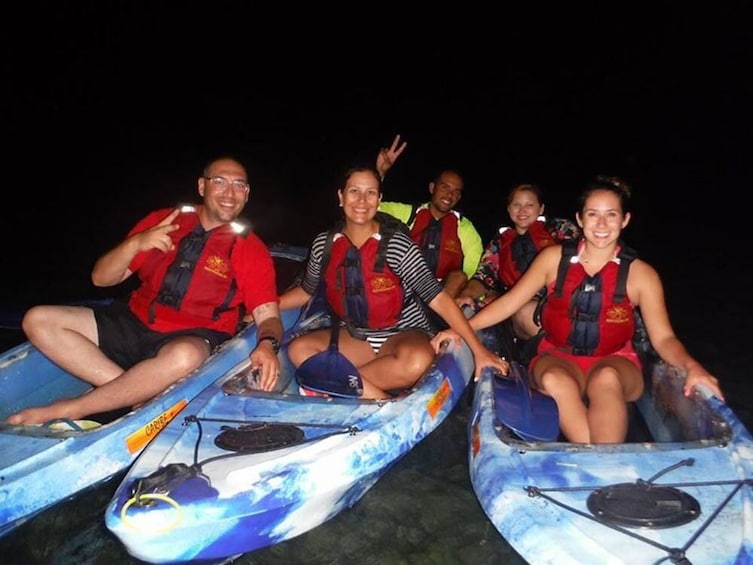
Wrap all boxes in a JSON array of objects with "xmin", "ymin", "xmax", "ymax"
[{"xmin": 258, "ymin": 336, "xmax": 281, "ymax": 354}]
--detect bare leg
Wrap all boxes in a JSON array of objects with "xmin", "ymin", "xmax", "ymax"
[
  {"xmin": 586, "ymin": 358, "xmax": 644, "ymax": 443},
  {"xmin": 286, "ymin": 328, "xmax": 330, "ymax": 367},
  {"xmin": 288, "ymin": 330, "xmax": 434, "ymax": 400},
  {"xmin": 510, "ymin": 300, "xmax": 541, "ymax": 341},
  {"xmin": 442, "ymin": 270, "xmax": 468, "ymax": 299},
  {"xmin": 355, "ymin": 331, "xmax": 434, "ymax": 398},
  {"xmin": 586, "ymin": 367, "xmax": 628, "ymax": 443},
  {"xmin": 7, "ymin": 335, "xmax": 211, "ymax": 425},
  {"xmin": 22, "ymin": 304, "xmax": 123, "ymax": 386},
  {"xmin": 533, "ymin": 355, "xmax": 589, "ymax": 443}
]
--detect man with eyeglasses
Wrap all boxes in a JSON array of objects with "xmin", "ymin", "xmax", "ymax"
[{"xmin": 7, "ymin": 157, "xmax": 284, "ymax": 425}]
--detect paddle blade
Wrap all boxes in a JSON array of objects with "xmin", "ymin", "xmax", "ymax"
[
  {"xmin": 492, "ymin": 362, "xmax": 559, "ymax": 442},
  {"xmin": 296, "ymin": 285, "xmax": 333, "ymax": 333},
  {"xmin": 296, "ymin": 348, "xmax": 363, "ymax": 398}
]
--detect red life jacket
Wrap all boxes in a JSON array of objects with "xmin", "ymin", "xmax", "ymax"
[
  {"xmin": 498, "ymin": 220, "xmax": 557, "ymax": 289},
  {"xmin": 128, "ymin": 210, "xmax": 246, "ymax": 334},
  {"xmin": 409, "ymin": 208, "xmax": 463, "ymax": 280},
  {"xmin": 540, "ymin": 241, "xmax": 636, "ymax": 356},
  {"xmin": 323, "ymin": 233, "xmax": 404, "ymax": 329}
]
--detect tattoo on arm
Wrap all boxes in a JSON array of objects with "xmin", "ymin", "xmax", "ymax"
[{"xmin": 251, "ymin": 302, "xmax": 280, "ymax": 324}]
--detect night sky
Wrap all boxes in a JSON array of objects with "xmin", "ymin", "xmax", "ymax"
[{"xmin": 5, "ymin": 3, "xmax": 752, "ymax": 304}]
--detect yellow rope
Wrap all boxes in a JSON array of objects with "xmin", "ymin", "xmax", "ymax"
[{"xmin": 121, "ymin": 493, "xmax": 183, "ymax": 533}]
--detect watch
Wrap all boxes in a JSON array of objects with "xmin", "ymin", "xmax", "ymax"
[{"xmin": 258, "ymin": 336, "xmax": 281, "ymax": 354}]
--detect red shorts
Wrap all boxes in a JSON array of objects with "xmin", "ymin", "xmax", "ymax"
[{"xmin": 530, "ymin": 337, "xmax": 642, "ymax": 375}]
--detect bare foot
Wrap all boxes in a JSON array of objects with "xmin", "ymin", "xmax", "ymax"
[{"xmin": 6, "ymin": 399, "xmax": 78, "ymax": 425}]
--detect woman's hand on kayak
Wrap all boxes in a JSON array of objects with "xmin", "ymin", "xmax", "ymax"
[
  {"xmin": 474, "ymin": 349, "xmax": 510, "ymax": 382},
  {"xmin": 685, "ymin": 366, "xmax": 724, "ymax": 401},
  {"xmin": 430, "ymin": 329, "xmax": 462, "ymax": 353}
]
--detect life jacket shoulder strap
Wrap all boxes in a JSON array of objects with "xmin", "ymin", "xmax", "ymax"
[
  {"xmin": 374, "ymin": 211, "xmax": 410, "ymax": 272},
  {"xmin": 406, "ymin": 203, "xmax": 419, "ymax": 227},
  {"xmin": 320, "ymin": 212, "xmax": 409, "ymax": 275},
  {"xmin": 614, "ymin": 243, "xmax": 637, "ymax": 304},
  {"xmin": 320, "ymin": 228, "xmax": 339, "ymax": 275},
  {"xmin": 554, "ymin": 239, "xmax": 579, "ymax": 297},
  {"xmin": 553, "ymin": 239, "xmax": 637, "ymax": 302}
]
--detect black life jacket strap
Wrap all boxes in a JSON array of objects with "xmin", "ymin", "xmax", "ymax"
[
  {"xmin": 511, "ymin": 232, "xmax": 537, "ymax": 274},
  {"xmin": 149, "ymin": 225, "xmax": 211, "ymax": 323},
  {"xmin": 406, "ymin": 203, "xmax": 419, "ymax": 227},
  {"xmin": 210, "ymin": 234, "xmax": 244, "ymax": 322},
  {"xmin": 554, "ymin": 239, "xmax": 637, "ymax": 302},
  {"xmin": 321, "ymin": 211, "xmax": 404, "ymax": 275},
  {"xmin": 554, "ymin": 239, "xmax": 579, "ymax": 297},
  {"xmin": 613, "ymin": 243, "xmax": 637, "ymax": 304},
  {"xmin": 374, "ymin": 211, "xmax": 401, "ymax": 273},
  {"xmin": 548, "ymin": 239, "xmax": 639, "ymax": 356}
]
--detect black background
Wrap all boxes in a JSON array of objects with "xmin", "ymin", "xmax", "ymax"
[{"xmin": 4, "ymin": 3, "xmax": 752, "ymax": 301}]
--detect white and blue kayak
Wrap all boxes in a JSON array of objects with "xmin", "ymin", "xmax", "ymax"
[
  {"xmin": 0, "ymin": 244, "xmax": 308, "ymax": 538},
  {"xmin": 104, "ymin": 311, "xmax": 474, "ymax": 562},
  {"xmin": 469, "ymin": 359, "xmax": 753, "ymax": 564}
]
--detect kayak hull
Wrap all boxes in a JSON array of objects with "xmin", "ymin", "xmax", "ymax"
[
  {"xmin": 0, "ymin": 245, "xmax": 308, "ymax": 537},
  {"xmin": 469, "ymin": 362, "xmax": 753, "ymax": 564},
  {"xmin": 105, "ymin": 333, "xmax": 474, "ymax": 562}
]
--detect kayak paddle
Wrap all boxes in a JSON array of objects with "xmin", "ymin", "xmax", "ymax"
[
  {"xmin": 295, "ymin": 323, "xmax": 363, "ymax": 397},
  {"xmin": 492, "ymin": 361, "xmax": 559, "ymax": 442}
]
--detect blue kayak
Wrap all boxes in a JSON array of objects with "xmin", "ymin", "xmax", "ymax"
[
  {"xmin": 0, "ymin": 244, "xmax": 308, "ymax": 538},
  {"xmin": 469, "ymin": 358, "xmax": 753, "ymax": 564},
  {"xmin": 104, "ymin": 303, "xmax": 474, "ymax": 562}
]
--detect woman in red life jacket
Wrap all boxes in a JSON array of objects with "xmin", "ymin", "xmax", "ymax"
[
  {"xmin": 280, "ymin": 166, "xmax": 508, "ymax": 400},
  {"xmin": 457, "ymin": 183, "xmax": 579, "ymax": 341},
  {"xmin": 432, "ymin": 175, "xmax": 723, "ymax": 443}
]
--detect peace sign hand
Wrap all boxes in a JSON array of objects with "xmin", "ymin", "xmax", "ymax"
[
  {"xmin": 135, "ymin": 208, "xmax": 181, "ymax": 253},
  {"xmin": 376, "ymin": 134, "xmax": 407, "ymax": 179}
]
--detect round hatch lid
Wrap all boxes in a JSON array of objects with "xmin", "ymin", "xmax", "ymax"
[{"xmin": 587, "ymin": 483, "xmax": 700, "ymax": 528}]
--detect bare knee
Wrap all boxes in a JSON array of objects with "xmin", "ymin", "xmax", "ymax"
[
  {"xmin": 536, "ymin": 366, "xmax": 576, "ymax": 396},
  {"xmin": 286, "ymin": 335, "xmax": 324, "ymax": 366},
  {"xmin": 22, "ymin": 305, "xmax": 57, "ymax": 339},
  {"xmin": 158, "ymin": 339, "xmax": 211, "ymax": 375},
  {"xmin": 511, "ymin": 302, "xmax": 540, "ymax": 341},
  {"xmin": 392, "ymin": 343, "xmax": 434, "ymax": 381},
  {"xmin": 586, "ymin": 366, "xmax": 623, "ymax": 397}
]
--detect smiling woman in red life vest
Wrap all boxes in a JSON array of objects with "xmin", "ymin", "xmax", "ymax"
[
  {"xmin": 458, "ymin": 183, "xmax": 580, "ymax": 341},
  {"xmin": 279, "ymin": 166, "xmax": 508, "ymax": 400}
]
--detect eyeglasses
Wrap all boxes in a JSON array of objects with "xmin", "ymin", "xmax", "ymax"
[{"xmin": 203, "ymin": 176, "xmax": 250, "ymax": 193}]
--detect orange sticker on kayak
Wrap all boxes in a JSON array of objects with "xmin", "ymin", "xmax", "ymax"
[
  {"xmin": 125, "ymin": 399, "xmax": 188, "ymax": 454},
  {"xmin": 471, "ymin": 420, "xmax": 480, "ymax": 457},
  {"xmin": 426, "ymin": 378, "xmax": 452, "ymax": 419}
]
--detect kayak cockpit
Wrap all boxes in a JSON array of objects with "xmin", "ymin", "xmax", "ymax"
[{"xmin": 493, "ymin": 361, "xmax": 735, "ymax": 451}]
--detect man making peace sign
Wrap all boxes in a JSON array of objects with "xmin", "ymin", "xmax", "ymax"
[{"xmin": 8, "ymin": 156, "xmax": 283, "ymax": 425}]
